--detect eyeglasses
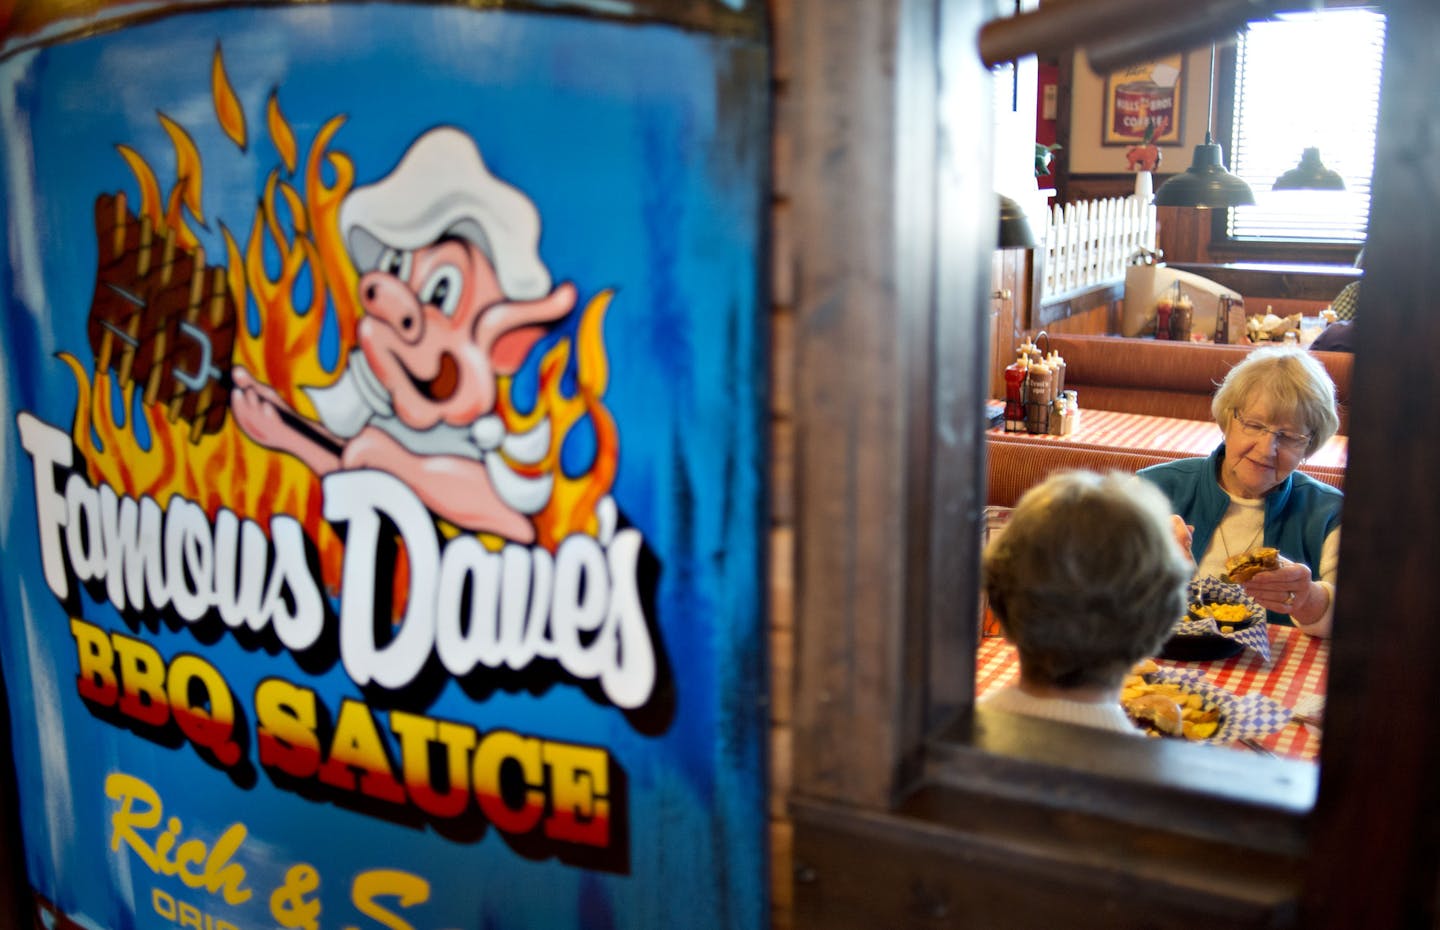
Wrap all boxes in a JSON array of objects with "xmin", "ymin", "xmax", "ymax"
[{"xmin": 1232, "ymin": 410, "xmax": 1310, "ymax": 452}]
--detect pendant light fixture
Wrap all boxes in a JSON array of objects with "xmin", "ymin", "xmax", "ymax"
[
  {"xmin": 1272, "ymin": 146, "xmax": 1346, "ymax": 190},
  {"xmin": 1152, "ymin": 43, "xmax": 1255, "ymax": 209},
  {"xmin": 997, "ymin": 193, "xmax": 1037, "ymax": 249}
]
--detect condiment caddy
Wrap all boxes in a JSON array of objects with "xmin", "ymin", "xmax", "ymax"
[
  {"xmin": 1002, "ymin": 331, "xmax": 1075, "ymax": 436},
  {"xmin": 1154, "ymin": 281, "xmax": 1195, "ymax": 341}
]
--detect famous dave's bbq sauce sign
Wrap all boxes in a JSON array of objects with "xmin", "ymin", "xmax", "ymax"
[{"xmin": 0, "ymin": 4, "xmax": 769, "ymax": 927}]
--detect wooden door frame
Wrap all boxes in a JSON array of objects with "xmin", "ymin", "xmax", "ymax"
[{"xmin": 784, "ymin": 0, "xmax": 1440, "ymax": 925}]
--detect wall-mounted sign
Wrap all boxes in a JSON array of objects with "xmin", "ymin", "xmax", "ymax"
[
  {"xmin": 1102, "ymin": 54, "xmax": 1185, "ymax": 147},
  {"xmin": 0, "ymin": 4, "xmax": 769, "ymax": 928}
]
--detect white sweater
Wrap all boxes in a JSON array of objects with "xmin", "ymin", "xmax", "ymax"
[{"xmin": 981, "ymin": 685, "xmax": 1140, "ymax": 736}]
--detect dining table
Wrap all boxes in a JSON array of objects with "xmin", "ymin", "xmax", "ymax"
[{"xmin": 976, "ymin": 623, "xmax": 1328, "ymax": 762}]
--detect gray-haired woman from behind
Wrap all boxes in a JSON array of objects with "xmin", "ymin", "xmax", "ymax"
[{"xmin": 981, "ymin": 469, "xmax": 1192, "ymax": 735}]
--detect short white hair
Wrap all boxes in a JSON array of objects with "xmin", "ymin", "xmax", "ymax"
[
  {"xmin": 1212, "ymin": 345, "xmax": 1340, "ymax": 456},
  {"xmin": 983, "ymin": 470, "xmax": 1190, "ymax": 689}
]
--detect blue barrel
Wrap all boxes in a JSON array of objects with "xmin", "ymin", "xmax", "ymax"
[{"xmin": 0, "ymin": 3, "xmax": 770, "ymax": 927}]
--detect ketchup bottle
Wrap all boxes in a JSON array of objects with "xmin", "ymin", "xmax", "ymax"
[
  {"xmin": 1003, "ymin": 356, "xmax": 1029, "ymax": 433},
  {"xmin": 1155, "ymin": 292, "xmax": 1174, "ymax": 340}
]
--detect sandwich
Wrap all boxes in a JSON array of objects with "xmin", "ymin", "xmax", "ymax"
[
  {"xmin": 1224, "ymin": 546, "xmax": 1279, "ymax": 584},
  {"xmin": 1124, "ymin": 693, "xmax": 1185, "ymax": 738}
]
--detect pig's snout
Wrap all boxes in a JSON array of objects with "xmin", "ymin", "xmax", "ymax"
[{"xmin": 359, "ymin": 271, "xmax": 424, "ymax": 343}]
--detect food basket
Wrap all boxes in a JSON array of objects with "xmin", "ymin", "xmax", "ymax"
[
  {"xmin": 1159, "ymin": 577, "xmax": 1270, "ymax": 663},
  {"xmin": 1133, "ymin": 668, "xmax": 1291, "ymax": 744}
]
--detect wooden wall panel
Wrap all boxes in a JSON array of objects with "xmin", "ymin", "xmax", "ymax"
[
  {"xmin": 1066, "ymin": 173, "xmax": 1143, "ymax": 202},
  {"xmin": 784, "ymin": 0, "xmax": 910, "ymax": 809},
  {"xmin": 793, "ymin": 796, "xmax": 1300, "ymax": 930},
  {"xmin": 1301, "ymin": 1, "xmax": 1440, "ymax": 923},
  {"xmin": 989, "ymin": 249, "xmax": 1022, "ymax": 398},
  {"xmin": 780, "ymin": 0, "xmax": 993, "ymax": 804},
  {"xmin": 769, "ymin": 4, "xmax": 796, "ymax": 926}
]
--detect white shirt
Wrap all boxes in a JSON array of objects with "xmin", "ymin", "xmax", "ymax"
[
  {"xmin": 1195, "ymin": 488, "xmax": 1339, "ymax": 634},
  {"xmin": 981, "ymin": 684, "xmax": 1140, "ymax": 736}
]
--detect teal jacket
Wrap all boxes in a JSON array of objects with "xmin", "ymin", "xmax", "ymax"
[{"xmin": 1139, "ymin": 444, "xmax": 1343, "ymax": 625}]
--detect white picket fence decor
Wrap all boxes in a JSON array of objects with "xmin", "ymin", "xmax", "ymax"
[{"xmin": 1039, "ymin": 194, "xmax": 1156, "ymax": 300}]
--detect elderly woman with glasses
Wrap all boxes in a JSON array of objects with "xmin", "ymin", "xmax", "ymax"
[{"xmin": 1139, "ymin": 345, "xmax": 1343, "ymax": 637}]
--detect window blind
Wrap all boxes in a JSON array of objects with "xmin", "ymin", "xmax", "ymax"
[{"xmin": 1227, "ymin": 8, "xmax": 1386, "ymax": 242}]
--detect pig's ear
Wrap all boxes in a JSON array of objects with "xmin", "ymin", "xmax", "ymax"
[{"xmin": 491, "ymin": 325, "xmax": 547, "ymax": 374}]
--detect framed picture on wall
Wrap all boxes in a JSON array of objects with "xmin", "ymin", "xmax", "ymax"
[{"xmin": 1102, "ymin": 54, "xmax": 1185, "ymax": 146}]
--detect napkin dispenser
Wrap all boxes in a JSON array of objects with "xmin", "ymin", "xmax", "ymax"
[{"xmin": 1122, "ymin": 264, "xmax": 1243, "ymax": 339}]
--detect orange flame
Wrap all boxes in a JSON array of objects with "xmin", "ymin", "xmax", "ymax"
[
  {"xmin": 157, "ymin": 113, "xmax": 205, "ymax": 226},
  {"xmin": 113, "ymin": 146, "xmax": 163, "ymax": 235},
  {"xmin": 500, "ymin": 291, "xmax": 619, "ymax": 551},
  {"xmin": 212, "ymin": 42, "xmax": 247, "ymax": 151},
  {"xmin": 267, "ymin": 89, "xmax": 298, "ymax": 176},
  {"xmin": 68, "ymin": 46, "xmax": 621, "ymax": 600}
]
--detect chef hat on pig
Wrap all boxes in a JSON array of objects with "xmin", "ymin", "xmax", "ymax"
[{"xmin": 339, "ymin": 126, "xmax": 552, "ymax": 301}]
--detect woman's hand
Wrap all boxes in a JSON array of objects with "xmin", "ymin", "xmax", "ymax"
[{"xmin": 1241, "ymin": 555, "xmax": 1330, "ymax": 627}]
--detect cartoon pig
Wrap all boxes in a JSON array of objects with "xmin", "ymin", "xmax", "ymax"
[{"xmin": 231, "ymin": 127, "xmax": 576, "ymax": 543}]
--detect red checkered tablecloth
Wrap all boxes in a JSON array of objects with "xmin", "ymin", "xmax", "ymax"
[
  {"xmin": 992, "ymin": 407, "xmax": 1348, "ymax": 471},
  {"xmin": 976, "ymin": 624, "xmax": 1327, "ymax": 761}
]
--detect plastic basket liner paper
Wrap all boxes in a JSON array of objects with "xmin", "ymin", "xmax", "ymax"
[
  {"xmin": 1172, "ymin": 576, "xmax": 1272, "ymax": 664},
  {"xmin": 1145, "ymin": 668, "xmax": 1293, "ymax": 742}
]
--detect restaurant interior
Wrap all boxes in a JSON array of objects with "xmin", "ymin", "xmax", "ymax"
[{"xmin": 771, "ymin": 0, "xmax": 1440, "ymax": 927}]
